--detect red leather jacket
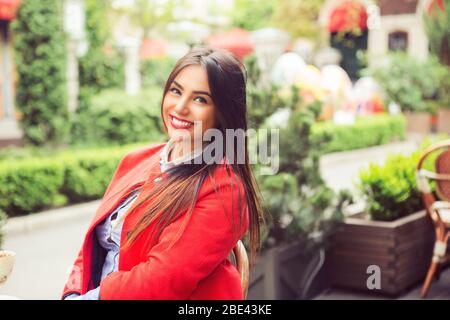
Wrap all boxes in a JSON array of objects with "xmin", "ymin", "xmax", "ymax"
[{"xmin": 61, "ymin": 143, "xmax": 249, "ymax": 300}]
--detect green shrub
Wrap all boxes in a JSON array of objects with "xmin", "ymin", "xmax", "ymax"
[
  {"xmin": 312, "ymin": 114, "xmax": 406, "ymax": 154},
  {"xmin": 258, "ymin": 102, "xmax": 348, "ymax": 248},
  {"xmin": 70, "ymin": 88, "xmax": 165, "ymax": 146},
  {"xmin": 359, "ymin": 153, "xmax": 424, "ymax": 221},
  {"xmin": 141, "ymin": 57, "xmax": 175, "ymax": 89},
  {"xmin": 362, "ymin": 52, "xmax": 447, "ymax": 113},
  {"xmin": 0, "ymin": 143, "xmax": 147, "ymax": 217},
  {"xmin": 11, "ymin": 0, "xmax": 68, "ymax": 146},
  {"xmin": 358, "ymin": 135, "xmax": 449, "ymax": 221},
  {"xmin": 244, "ymin": 54, "xmax": 300, "ymax": 129},
  {"xmin": 0, "ymin": 159, "xmax": 65, "ymax": 216},
  {"xmin": 59, "ymin": 149, "xmax": 126, "ymax": 202}
]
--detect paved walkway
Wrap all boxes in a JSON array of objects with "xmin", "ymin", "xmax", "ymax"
[
  {"xmin": 319, "ymin": 139, "xmax": 419, "ymax": 192},
  {"xmin": 315, "ymin": 267, "xmax": 450, "ymax": 300},
  {"xmin": 0, "ymin": 201, "xmax": 98, "ymax": 299},
  {"xmin": 0, "ymin": 138, "xmax": 427, "ymax": 299}
]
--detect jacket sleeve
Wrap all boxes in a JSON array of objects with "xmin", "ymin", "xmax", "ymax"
[
  {"xmin": 60, "ymin": 149, "xmax": 138, "ymax": 300},
  {"xmin": 61, "ymin": 248, "xmax": 84, "ymax": 299},
  {"xmin": 99, "ymin": 178, "xmax": 248, "ymax": 300}
]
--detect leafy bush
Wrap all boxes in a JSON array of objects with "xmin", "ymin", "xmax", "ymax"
[
  {"xmin": 11, "ymin": 0, "xmax": 68, "ymax": 146},
  {"xmin": 141, "ymin": 57, "xmax": 175, "ymax": 89},
  {"xmin": 258, "ymin": 102, "xmax": 350, "ymax": 248},
  {"xmin": 359, "ymin": 153, "xmax": 423, "ymax": 221},
  {"xmin": 70, "ymin": 88, "xmax": 165, "ymax": 146},
  {"xmin": 362, "ymin": 52, "xmax": 447, "ymax": 113},
  {"xmin": 312, "ymin": 114, "xmax": 406, "ymax": 154},
  {"xmin": 358, "ymin": 136, "xmax": 448, "ymax": 221},
  {"xmin": 0, "ymin": 143, "xmax": 146, "ymax": 217},
  {"xmin": 244, "ymin": 55, "xmax": 300, "ymax": 129}
]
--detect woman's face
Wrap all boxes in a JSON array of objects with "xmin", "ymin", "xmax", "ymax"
[{"xmin": 162, "ymin": 65, "xmax": 216, "ymax": 145}]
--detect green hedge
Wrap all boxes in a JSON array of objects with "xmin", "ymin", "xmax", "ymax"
[
  {"xmin": 70, "ymin": 88, "xmax": 165, "ymax": 147},
  {"xmin": 312, "ymin": 114, "xmax": 406, "ymax": 154},
  {"xmin": 0, "ymin": 143, "xmax": 147, "ymax": 217}
]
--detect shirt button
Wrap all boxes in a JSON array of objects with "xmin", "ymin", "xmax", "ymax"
[{"xmin": 153, "ymin": 177, "xmax": 162, "ymax": 183}]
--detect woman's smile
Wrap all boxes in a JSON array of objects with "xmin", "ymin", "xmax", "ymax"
[{"xmin": 169, "ymin": 114, "xmax": 195, "ymax": 129}]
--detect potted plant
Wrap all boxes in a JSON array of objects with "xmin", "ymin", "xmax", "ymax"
[
  {"xmin": 329, "ymin": 151, "xmax": 436, "ymax": 295},
  {"xmin": 247, "ymin": 99, "xmax": 350, "ymax": 300}
]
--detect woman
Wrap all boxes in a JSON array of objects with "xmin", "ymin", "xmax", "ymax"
[{"xmin": 62, "ymin": 46, "xmax": 264, "ymax": 300}]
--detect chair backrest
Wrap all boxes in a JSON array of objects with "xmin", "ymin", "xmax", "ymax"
[
  {"xmin": 416, "ymin": 140, "xmax": 450, "ymax": 220},
  {"xmin": 435, "ymin": 149, "xmax": 450, "ymax": 201},
  {"xmin": 232, "ymin": 240, "xmax": 249, "ymax": 299}
]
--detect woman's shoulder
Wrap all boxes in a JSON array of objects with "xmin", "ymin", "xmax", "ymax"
[
  {"xmin": 201, "ymin": 164, "xmax": 246, "ymax": 197},
  {"xmin": 120, "ymin": 142, "xmax": 166, "ymax": 166},
  {"xmin": 125, "ymin": 142, "xmax": 166, "ymax": 160}
]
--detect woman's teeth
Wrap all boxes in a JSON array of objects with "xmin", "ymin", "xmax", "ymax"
[{"xmin": 171, "ymin": 116, "xmax": 193, "ymax": 128}]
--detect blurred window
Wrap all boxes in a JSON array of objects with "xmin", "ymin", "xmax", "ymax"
[{"xmin": 388, "ymin": 31, "xmax": 408, "ymax": 51}]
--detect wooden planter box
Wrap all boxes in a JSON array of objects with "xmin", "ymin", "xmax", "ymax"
[
  {"xmin": 437, "ymin": 108, "xmax": 450, "ymax": 135},
  {"xmin": 247, "ymin": 238, "xmax": 328, "ymax": 300},
  {"xmin": 328, "ymin": 210, "xmax": 434, "ymax": 296},
  {"xmin": 404, "ymin": 112, "xmax": 431, "ymax": 134}
]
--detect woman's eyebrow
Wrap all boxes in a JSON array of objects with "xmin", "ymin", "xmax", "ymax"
[{"xmin": 173, "ymin": 80, "xmax": 212, "ymax": 98}]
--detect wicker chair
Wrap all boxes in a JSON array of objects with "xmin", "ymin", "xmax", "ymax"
[
  {"xmin": 232, "ymin": 240, "xmax": 249, "ymax": 299},
  {"xmin": 416, "ymin": 140, "xmax": 450, "ymax": 298}
]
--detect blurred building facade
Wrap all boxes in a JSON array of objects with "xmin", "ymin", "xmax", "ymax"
[
  {"xmin": 0, "ymin": 0, "xmax": 22, "ymax": 148},
  {"xmin": 319, "ymin": 0, "xmax": 432, "ymax": 75}
]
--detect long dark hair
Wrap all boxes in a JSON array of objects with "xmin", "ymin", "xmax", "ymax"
[{"xmin": 122, "ymin": 46, "xmax": 264, "ymax": 265}]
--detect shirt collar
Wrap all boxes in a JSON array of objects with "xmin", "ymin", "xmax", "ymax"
[{"xmin": 159, "ymin": 138, "xmax": 206, "ymax": 173}]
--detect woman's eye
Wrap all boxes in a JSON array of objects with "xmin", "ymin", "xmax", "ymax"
[
  {"xmin": 170, "ymin": 87, "xmax": 181, "ymax": 95},
  {"xmin": 194, "ymin": 96, "xmax": 207, "ymax": 104}
]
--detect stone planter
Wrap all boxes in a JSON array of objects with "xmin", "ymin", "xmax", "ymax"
[
  {"xmin": 404, "ymin": 112, "xmax": 432, "ymax": 134},
  {"xmin": 248, "ymin": 237, "xmax": 328, "ymax": 300},
  {"xmin": 328, "ymin": 210, "xmax": 434, "ymax": 296},
  {"xmin": 437, "ymin": 108, "xmax": 450, "ymax": 135},
  {"xmin": 0, "ymin": 250, "xmax": 15, "ymax": 286}
]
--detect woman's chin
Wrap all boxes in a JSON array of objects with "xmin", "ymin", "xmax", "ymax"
[{"xmin": 169, "ymin": 130, "xmax": 192, "ymax": 143}]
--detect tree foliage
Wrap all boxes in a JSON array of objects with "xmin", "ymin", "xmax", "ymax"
[
  {"xmin": 229, "ymin": 0, "xmax": 275, "ymax": 31},
  {"xmin": 78, "ymin": 0, "xmax": 124, "ymax": 110},
  {"xmin": 423, "ymin": 0, "xmax": 450, "ymax": 66},
  {"xmin": 272, "ymin": 0, "xmax": 325, "ymax": 39},
  {"xmin": 12, "ymin": 0, "xmax": 68, "ymax": 146}
]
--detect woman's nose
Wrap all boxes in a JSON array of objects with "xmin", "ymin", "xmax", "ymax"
[{"xmin": 174, "ymin": 97, "xmax": 189, "ymax": 114}]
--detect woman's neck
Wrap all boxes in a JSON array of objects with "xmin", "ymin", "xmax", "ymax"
[{"xmin": 168, "ymin": 139, "xmax": 205, "ymax": 162}]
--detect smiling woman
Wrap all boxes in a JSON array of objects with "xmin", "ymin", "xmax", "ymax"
[
  {"xmin": 62, "ymin": 46, "xmax": 265, "ymax": 300},
  {"xmin": 162, "ymin": 64, "xmax": 217, "ymax": 160}
]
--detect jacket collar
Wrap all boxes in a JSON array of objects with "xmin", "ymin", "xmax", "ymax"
[
  {"xmin": 159, "ymin": 138, "xmax": 207, "ymax": 172},
  {"xmin": 91, "ymin": 143, "xmax": 166, "ymax": 230}
]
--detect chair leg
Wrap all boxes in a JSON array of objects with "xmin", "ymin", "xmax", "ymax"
[
  {"xmin": 435, "ymin": 265, "xmax": 441, "ymax": 281},
  {"xmin": 421, "ymin": 260, "xmax": 439, "ymax": 298}
]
